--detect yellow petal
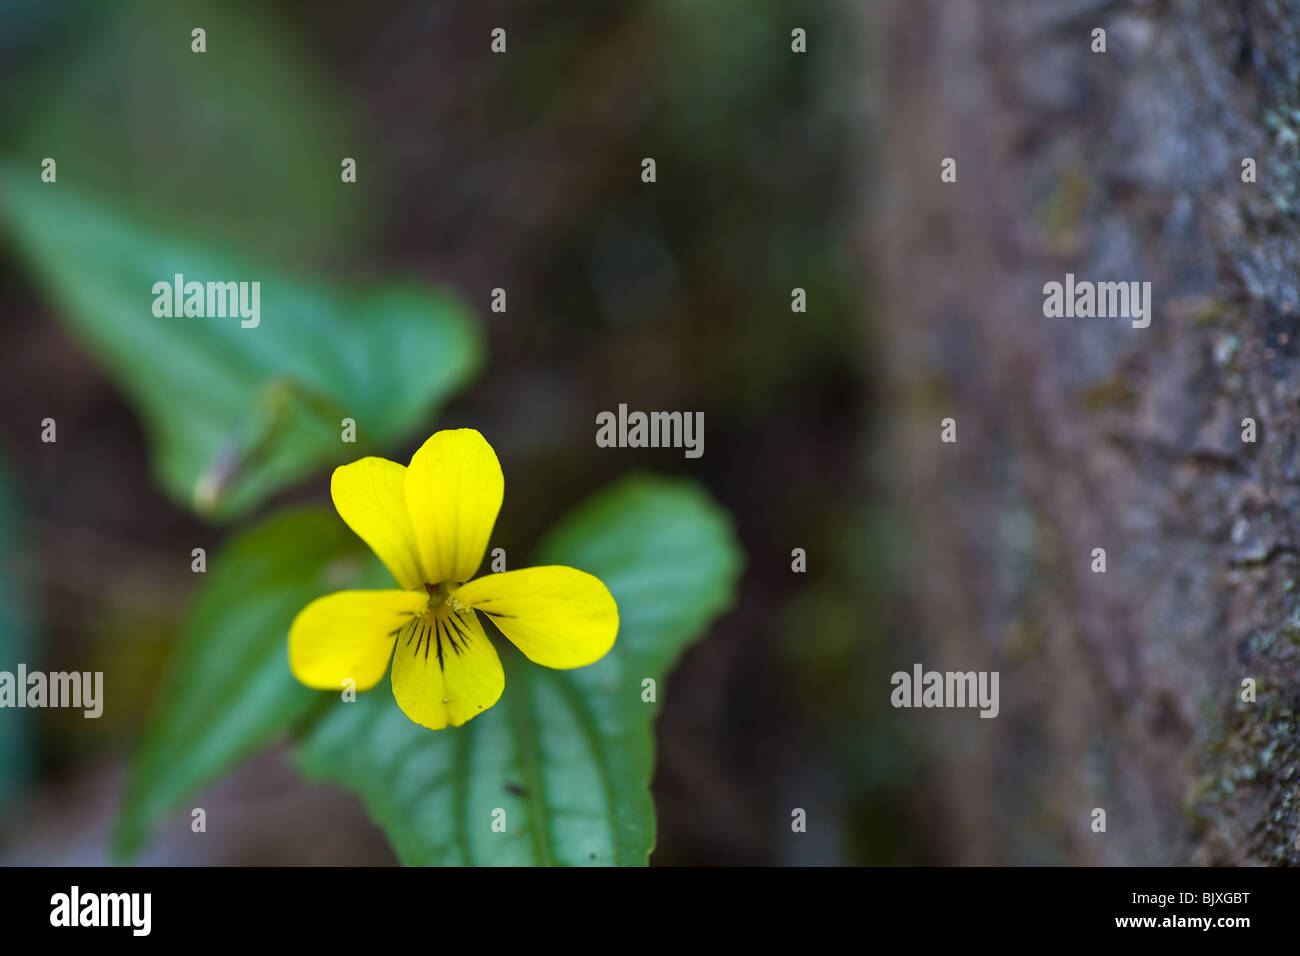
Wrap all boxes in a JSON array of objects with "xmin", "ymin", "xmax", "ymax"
[
  {"xmin": 289, "ymin": 590, "xmax": 426, "ymax": 691},
  {"xmin": 404, "ymin": 429, "xmax": 504, "ymax": 586},
  {"xmin": 390, "ymin": 605, "xmax": 504, "ymax": 729},
  {"xmin": 452, "ymin": 566, "xmax": 618, "ymax": 669},
  {"xmin": 331, "ymin": 457, "xmax": 425, "ymax": 590}
]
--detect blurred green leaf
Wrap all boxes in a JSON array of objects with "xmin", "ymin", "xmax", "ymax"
[
  {"xmin": 2, "ymin": 0, "xmax": 371, "ymax": 259},
  {"xmin": 295, "ymin": 474, "xmax": 743, "ymax": 865},
  {"xmin": 112, "ymin": 507, "xmax": 390, "ymax": 860},
  {"xmin": 0, "ymin": 168, "xmax": 482, "ymax": 519},
  {"xmin": 0, "ymin": 462, "xmax": 33, "ymax": 805}
]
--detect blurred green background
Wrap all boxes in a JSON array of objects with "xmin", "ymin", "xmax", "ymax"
[{"xmin": 0, "ymin": 0, "xmax": 905, "ymax": 864}]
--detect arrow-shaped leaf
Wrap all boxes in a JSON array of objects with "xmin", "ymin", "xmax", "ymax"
[{"xmin": 0, "ymin": 167, "xmax": 481, "ymax": 519}]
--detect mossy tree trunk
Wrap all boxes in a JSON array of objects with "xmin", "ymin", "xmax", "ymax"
[{"xmin": 869, "ymin": 0, "xmax": 1300, "ymax": 864}]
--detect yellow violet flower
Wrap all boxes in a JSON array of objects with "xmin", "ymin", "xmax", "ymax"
[{"xmin": 288, "ymin": 428, "xmax": 618, "ymax": 730}]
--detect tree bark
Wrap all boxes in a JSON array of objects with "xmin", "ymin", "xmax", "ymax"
[{"xmin": 869, "ymin": 0, "xmax": 1300, "ymax": 864}]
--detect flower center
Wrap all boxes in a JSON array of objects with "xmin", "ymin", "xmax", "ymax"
[
  {"xmin": 423, "ymin": 581, "xmax": 467, "ymax": 616},
  {"xmin": 396, "ymin": 583, "xmax": 472, "ymax": 673}
]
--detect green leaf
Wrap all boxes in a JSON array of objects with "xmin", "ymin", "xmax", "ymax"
[
  {"xmin": 0, "ymin": 167, "xmax": 482, "ymax": 519},
  {"xmin": 112, "ymin": 507, "xmax": 391, "ymax": 860},
  {"xmin": 0, "ymin": 460, "xmax": 33, "ymax": 805},
  {"xmin": 294, "ymin": 474, "xmax": 744, "ymax": 865}
]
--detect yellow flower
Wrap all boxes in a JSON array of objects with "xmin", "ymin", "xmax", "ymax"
[{"xmin": 288, "ymin": 428, "xmax": 618, "ymax": 730}]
